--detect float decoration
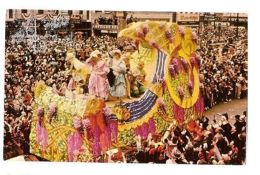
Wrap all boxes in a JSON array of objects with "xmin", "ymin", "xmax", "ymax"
[{"xmin": 30, "ymin": 21, "xmax": 204, "ymax": 162}]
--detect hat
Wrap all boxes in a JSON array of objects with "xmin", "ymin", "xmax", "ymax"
[
  {"xmin": 235, "ymin": 115, "xmax": 240, "ymax": 120},
  {"xmin": 112, "ymin": 49, "xmax": 121, "ymax": 56},
  {"xmin": 90, "ymin": 50, "xmax": 102, "ymax": 58}
]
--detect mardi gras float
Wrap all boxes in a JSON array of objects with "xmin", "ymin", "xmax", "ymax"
[{"xmin": 30, "ymin": 21, "xmax": 204, "ymax": 162}]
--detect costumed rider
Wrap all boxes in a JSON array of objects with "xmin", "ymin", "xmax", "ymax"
[
  {"xmin": 109, "ymin": 49, "xmax": 127, "ymax": 101},
  {"xmin": 86, "ymin": 50, "xmax": 110, "ymax": 100}
]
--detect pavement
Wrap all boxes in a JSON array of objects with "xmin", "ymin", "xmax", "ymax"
[{"xmin": 204, "ymin": 98, "xmax": 247, "ymax": 125}]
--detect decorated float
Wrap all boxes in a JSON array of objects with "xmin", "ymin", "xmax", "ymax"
[{"xmin": 30, "ymin": 21, "xmax": 204, "ymax": 162}]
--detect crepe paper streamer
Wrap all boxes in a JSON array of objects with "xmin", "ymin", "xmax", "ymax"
[
  {"xmin": 36, "ymin": 121, "xmax": 48, "ymax": 151},
  {"xmin": 67, "ymin": 131, "xmax": 83, "ymax": 161}
]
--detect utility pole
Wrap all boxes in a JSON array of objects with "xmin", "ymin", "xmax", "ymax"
[{"xmin": 236, "ymin": 13, "xmax": 239, "ymax": 37}]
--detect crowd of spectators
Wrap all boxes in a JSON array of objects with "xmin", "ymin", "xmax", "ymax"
[
  {"xmin": 4, "ymin": 23, "xmax": 247, "ymax": 163},
  {"xmin": 198, "ymin": 25, "xmax": 247, "ymax": 110},
  {"xmin": 95, "ymin": 111, "xmax": 246, "ymax": 165}
]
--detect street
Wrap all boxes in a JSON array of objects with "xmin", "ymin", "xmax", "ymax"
[{"xmin": 204, "ymin": 98, "xmax": 247, "ymax": 125}]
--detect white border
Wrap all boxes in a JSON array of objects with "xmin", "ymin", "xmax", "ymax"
[{"xmin": 1, "ymin": 0, "xmax": 259, "ymax": 175}]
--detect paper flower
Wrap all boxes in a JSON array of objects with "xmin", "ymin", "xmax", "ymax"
[
  {"xmin": 158, "ymin": 97, "xmax": 165, "ymax": 107},
  {"xmin": 37, "ymin": 107, "xmax": 44, "ymax": 118},
  {"xmin": 195, "ymin": 53, "xmax": 201, "ymax": 67},
  {"xmin": 190, "ymin": 56, "xmax": 196, "ymax": 68},
  {"xmin": 48, "ymin": 102, "xmax": 57, "ymax": 123},
  {"xmin": 142, "ymin": 24, "xmax": 149, "ymax": 36},
  {"xmin": 165, "ymin": 29, "xmax": 174, "ymax": 42},
  {"xmin": 136, "ymin": 28, "xmax": 144, "ymax": 38},
  {"xmin": 180, "ymin": 58, "xmax": 189, "ymax": 72},
  {"xmin": 179, "ymin": 26, "xmax": 185, "ymax": 37},
  {"xmin": 149, "ymin": 40, "xmax": 159, "ymax": 49},
  {"xmin": 49, "ymin": 102, "xmax": 57, "ymax": 115},
  {"xmin": 161, "ymin": 79, "xmax": 167, "ymax": 94},
  {"xmin": 158, "ymin": 98, "xmax": 167, "ymax": 117},
  {"xmin": 172, "ymin": 58, "xmax": 179, "ymax": 73},
  {"xmin": 73, "ymin": 117, "xmax": 82, "ymax": 129},
  {"xmin": 82, "ymin": 118, "xmax": 91, "ymax": 130},
  {"xmin": 177, "ymin": 86, "xmax": 184, "ymax": 100},
  {"xmin": 169, "ymin": 65, "xmax": 176, "ymax": 77},
  {"xmin": 188, "ymin": 81, "xmax": 193, "ymax": 95}
]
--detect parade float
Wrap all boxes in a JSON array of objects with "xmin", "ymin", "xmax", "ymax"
[{"xmin": 30, "ymin": 21, "xmax": 204, "ymax": 162}]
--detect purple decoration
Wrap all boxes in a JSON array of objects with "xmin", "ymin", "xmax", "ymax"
[
  {"xmin": 180, "ymin": 58, "xmax": 189, "ymax": 72},
  {"xmin": 190, "ymin": 56, "xmax": 196, "ymax": 68},
  {"xmin": 143, "ymin": 24, "xmax": 149, "ymax": 36},
  {"xmin": 148, "ymin": 119, "xmax": 156, "ymax": 134},
  {"xmin": 161, "ymin": 80, "xmax": 167, "ymax": 94},
  {"xmin": 173, "ymin": 105, "xmax": 185, "ymax": 123},
  {"xmin": 179, "ymin": 26, "xmax": 185, "ymax": 37},
  {"xmin": 67, "ymin": 131, "xmax": 83, "ymax": 161},
  {"xmin": 149, "ymin": 40, "xmax": 159, "ymax": 50},
  {"xmin": 104, "ymin": 126, "xmax": 111, "ymax": 150},
  {"xmin": 169, "ymin": 65, "xmax": 176, "ymax": 77},
  {"xmin": 109, "ymin": 120, "xmax": 118, "ymax": 142},
  {"xmin": 92, "ymin": 126, "xmax": 101, "ymax": 157},
  {"xmin": 172, "ymin": 58, "xmax": 179, "ymax": 74},
  {"xmin": 165, "ymin": 29, "xmax": 174, "ymax": 42},
  {"xmin": 136, "ymin": 28, "xmax": 144, "ymax": 38},
  {"xmin": 37, "ymin": 107, "xmax": 44, "ymax": 118},
  {"xmin": 188, "ymin": 81, "xmax": 193, "ymax": 95},
  {"xmin": 49, "ymin": 102, "xmax": 57, "ymax": 114},
  {"xmin": 141, "ymin": 123, "xmax": 149, "ymax": 139},
  {"xmin": 177, "ymin": 86, "xmax": 184, "ymax": 100},
  {"xmin": 36, "ymin": 121, "xmax": 48, "ymax": 151},
  {"xmin": 194, "ymin": 53, "xmax": 201, "ymax": 67},
  {"xmin": 82, "ymin": 118, "xmax": 91, "ymax": 130},
  {"xmin": 48, "ymin": 102, "xmax": 57, "ymax": 123},
  {"xmin": 73, "ymin": 117, "xmax": 82, "ymax": 129},
  {"xmin": 158, "ymin": 98, "xmax": 166, "ymax": 114}
]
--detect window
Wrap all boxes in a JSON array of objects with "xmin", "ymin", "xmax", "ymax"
[
  {"xmin": 9, "ymin": 9, "xmax": 13, "ymax": 18},
  {"xmin": 79, "ymin": 10, "xmax": 83, "ymax": 15},
  {"xmin": 68, "ymin": 10, "xmax": 73, "ymax": 16},
  {"xmin": 21, "ymin": 9, "xmax": 27, "ymax": 13},
  {"xmin": 38, "ymin": 10, "xmax": 44, "ymax": 14}
]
